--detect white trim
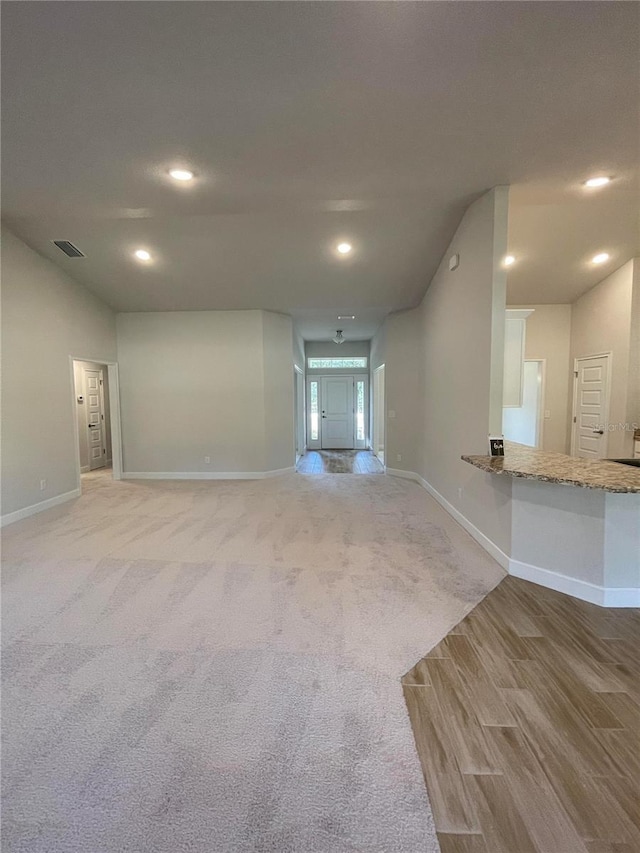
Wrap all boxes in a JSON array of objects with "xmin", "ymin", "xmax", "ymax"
[
  {"xmin": 107, "ymin": 364, "xmax": 123, "ymax": 481},
  {"xmin": 505, "ymin": 308, "xmax": 535, "ymax": 321},
  {"xmin": 385, "ymin": 468, "xmax": 509, "ymax": 570},
  {"xmin": 294, "ymin": 363, "xmax": 306, "ymax": 461},
  {"xmin": 509, "ymin": 558, "xmax": 640, "ymax": 608},
  {"xmin": 1, "ymin": 488, "xmax": 80, "ymax": 528},
  {"xmin": 122, "ymin": 467, "xmax": 296, "ymax": 481},
  {"xmin": 603, "ymin": 587, "xmax": 640, "ymax": 608}
]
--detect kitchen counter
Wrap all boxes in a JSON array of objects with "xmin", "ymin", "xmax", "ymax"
[{"xmin": 462, "ymin": 442, "xmax": 640, "ymax": 494}]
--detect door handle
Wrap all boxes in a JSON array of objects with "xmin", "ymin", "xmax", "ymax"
[
  {"xmin": 88, "ymin": 424, "xmax": 97, "ymax": 429},
  {"xmin": 592, "ymin": 429, "xmax": 604, "ymax": 435}
]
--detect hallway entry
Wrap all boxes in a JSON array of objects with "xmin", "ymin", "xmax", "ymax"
[
  {"xmin": 73, "ymin": 360, "xmax": 112, "ymax": 473},
  {"xmin": 297, "ymin": 450, "xmax": 383, "ymax": 474}
]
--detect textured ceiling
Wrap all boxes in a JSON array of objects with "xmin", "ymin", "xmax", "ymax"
[{"xmin": 2, "ymin": 2, "xmax": 638, "ymax": 340}]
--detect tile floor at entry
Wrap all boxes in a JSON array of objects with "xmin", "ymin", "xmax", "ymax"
[
  {"xmin": 296, "ymin": 450, "xmax": 384, "ymax": 474},
  {"xmin": 402, "ymin": 575, "xmax": 640, "ymax": 853}
]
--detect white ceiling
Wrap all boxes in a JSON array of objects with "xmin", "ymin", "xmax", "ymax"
[{"xmin": 2, "ymin": 2, "xmax": 638, "ymax": 340}]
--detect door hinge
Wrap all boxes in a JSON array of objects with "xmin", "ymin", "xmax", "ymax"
[
  {"xmin": 574, "ymin": 371, "xmax": 578, "ymax": 377},
  {"xmin": 573, "ymin": 416, "xmax": 577, "ymax": 423},
  {"xmin": 100, "ymin": 379, "xmax": 103, "ymax": 385}
]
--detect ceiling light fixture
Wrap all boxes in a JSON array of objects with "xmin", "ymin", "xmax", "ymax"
[
  {"xmin": 336, "ymin": 242, "xmax": 352, "ymax": 255},
  {"xmin": 591, "ymin": 252, "xmax": 610, "ymax": 265},
  {"xmin": 169, "ymin": 168, "xmax": 194, "ymax": 182},
  {"xmin": 333, "ymin": 329, "xmax": 345, "ymax": 344},
  {"xmin": 584, "ymin": 176, "xmax": 611, "ymax": 188},
  {"xmin": 504, "ymin": 255, "xmax": 516, "ymax": 267},
  {"xmin": 134, "ymin": 249, "xmax": 152, "ymax": 261},
  {"xmin": 338, "ymin": 315, "xmax": 355, "ymax": 320}
]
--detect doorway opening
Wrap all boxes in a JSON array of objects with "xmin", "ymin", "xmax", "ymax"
[
  {"xmin": 502, "ymin": 359, "xmax": 545, "ymax": 448},
  {"xmin": 71, "ymin": 357, "xmax": 123, "ymax": 490},
  {"xmin": 294, "ymin": 365, "xmax": 305, "ymax": 461},
  {"xmin": 372, "ymin": 364, "xmax": 385, "ymax": 465}
]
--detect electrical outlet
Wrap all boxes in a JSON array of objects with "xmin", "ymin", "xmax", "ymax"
[
  {"xmin": 204, "ymin": 456, "xmax": 211, "ymax": 464},
  {"xmin": 40, "ymin": 479, "xmax": 47, "ymax": 491},
  {"xmin": 544, "ymin": 410, "xmax": 551, "ymax": 419},
  {"xmin": 396, "ymin": 453, "xmax": 402, "ymax": 462}
]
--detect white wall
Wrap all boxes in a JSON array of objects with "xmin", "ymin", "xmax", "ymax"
[
  {"xmin": 569, "ymin": 260, "xmax": 635, "ymax": 458},
  {"xmin": 378, "ymin": 310, "xmax": 422, "ymax": 471},
  {"xmin": 263, "ymin": 311, "xmax": 296, "ymax": 471},
  {"xmin": 418, "ymin": 188, "xmax": 512, "ymax": 555},
  {"xmin": 116, "ymin": 310, "xmax": 294, "ymax": 475},
  {"xmin": 507, "ymin": 304, "xmax": 572, "ymax": 454},
  {"xmin": 383, "ymin": 188, "xmax": 512, "ymax": 558},
  {"xmin": 1, "ymin": 226, "xmax": 117, "ymax": 519}
]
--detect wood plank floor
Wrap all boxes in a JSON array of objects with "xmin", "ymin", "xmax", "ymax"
[
  {"xmin": 296, "ymin": 449, "xmax": 384, "ymax": 474},
  {"xmin": 402, "ymin": 576, "xmax": 640, "ymax": 853}
]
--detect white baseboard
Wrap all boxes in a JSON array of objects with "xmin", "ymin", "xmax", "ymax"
[
  {"xmin": 1, "ymin": 488, "xmax": 81, "ymax": 528},
  {"xmin": 509, "ymin": 559, "xmax": 640, "ymax": 608},
  {"xmin": 122, "ymin": 467, "xmax": 296, "ymax": 481},
  {"xmin": 386, "ymin": 467, "xmax": 509, "ymax": 570},
  {"xmin": 80, "ymin": 465, "xmax": 90, "ymax": 474}
]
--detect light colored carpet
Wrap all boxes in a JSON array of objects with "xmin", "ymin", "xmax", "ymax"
[{"xmin": 1, "ymin": 470, "xmax": 505, "ymax": 853}]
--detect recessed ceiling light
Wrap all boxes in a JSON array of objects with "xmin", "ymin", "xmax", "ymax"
[
  {"xmin": 338, "ymin": 315, "xmax": 355, "ymax": 320},
  {"xmin": 584, "ymin": 176, "xmax": 611, "ymax": 188},
  {"xmin": 504, "ymin": 255, "xmax": 516, "ymax": 267},
  {"xmin": 591, "ymin": 252, "xmax": 610, "ymax": 265},
  {"xmin": 169, "ymin": 168, "xmax": 194, "ymax": 182},
  {"xmin": 134, "ymin": 249, "xmax": 152, "ymax": 261},
  {"xmin": 336, "ymin": 242, "xmax": 352, "ymax": 255}
]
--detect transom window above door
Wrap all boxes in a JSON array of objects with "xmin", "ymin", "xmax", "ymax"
[{"xmin": 307, "ymin": 357, "xmax": 367, "ymax": 369}]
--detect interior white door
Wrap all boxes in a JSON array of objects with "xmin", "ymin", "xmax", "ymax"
[
  {"xmin": 321, "ymin": 376, "xmax": 354, "ymax": 449},
  {"xmin": 572, "ymin": 355, "xmax": 610, "ymax": 459},
  {"xmin": 85, "ymin": 368, "xmax": 107, "ymax": 470}
]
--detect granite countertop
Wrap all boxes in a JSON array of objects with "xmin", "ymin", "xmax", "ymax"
[{"xmin": 462, "ymin": 442, "xmax": 640, "ymax": 493}]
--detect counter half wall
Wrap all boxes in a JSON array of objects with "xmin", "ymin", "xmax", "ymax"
[{"xmin": 462, "ymin": 443, "xmax": 640, "ymax": 607}]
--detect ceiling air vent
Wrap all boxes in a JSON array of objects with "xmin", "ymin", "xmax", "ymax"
[{"xmin": 53, "ymin": 240, "xmax": 85, "ymax": 258}]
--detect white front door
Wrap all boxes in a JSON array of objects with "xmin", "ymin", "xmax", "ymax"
[
  {"xmin": 321, "ymin": 376, "xmax": 354, "ymax": 449},
  {"xmin": 85, "ymin": 368, "xmax": 107, "ymax": 470},
  {"xmin": 572, "ymin": 355, "xmax": 610, "ymax": 459}
]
